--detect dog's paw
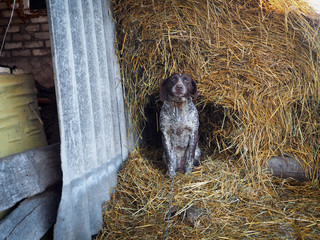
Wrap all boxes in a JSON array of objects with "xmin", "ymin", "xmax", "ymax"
[
  {"xmin": 165, "ymin": 170, "xmax": 176, "ymax": 178},
  {"xmin": 184, "ymin": 166, "xmax": 193, "ymax": 174},
  {"xmin": 194, "ymin": 159, "xmax": 200, "ymax": 167}
]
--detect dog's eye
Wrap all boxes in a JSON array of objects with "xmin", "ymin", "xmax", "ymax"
[
  {"xmin": 170, "ymin": 77, "xmax": 178, "ymax": 82},
  {"xmin": 183, "ymin": 77, "xmax": 191, "ymax": 82}
]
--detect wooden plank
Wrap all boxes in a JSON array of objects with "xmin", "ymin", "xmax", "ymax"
[
  {"xmin": 0, "ymin": 188, "xmax": 60, "ymax": 240},
  {"xmin": 0, "ymin": 143, "xmax": 61, "ymax": 211},
  {"xmin": 267, "ymin": 156, "xmax": 308, "ymax": 180}
]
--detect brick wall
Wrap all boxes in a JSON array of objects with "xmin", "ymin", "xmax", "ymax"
[{"xmin": 0, "ymin": 1, "xmax": 54, "ymax": 87}]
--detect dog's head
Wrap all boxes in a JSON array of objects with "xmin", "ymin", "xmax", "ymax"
[{"xmin": 160, "ymin": 73, "xmax": 198, "ymax": 102}]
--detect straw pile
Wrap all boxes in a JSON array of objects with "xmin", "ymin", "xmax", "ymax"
[
  {"xmin": 97, "ymin": 2, "xmax": 320, "ymax": 238},
  {"xmin": 96, "ymin": 149, "xmax": 320, "ymax": 239},
  {"xmin": 113, "ymin": 0, "xmax": 320, "ymax": 181}
]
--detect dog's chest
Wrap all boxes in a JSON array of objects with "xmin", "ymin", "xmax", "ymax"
[{"xmin": 160, "ymin": 100, "xmax": 198, "ymax": 140}]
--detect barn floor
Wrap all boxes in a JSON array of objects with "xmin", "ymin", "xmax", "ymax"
[{"xmin": 96, "ymin": 148, "xmax": 320, "ymax": 239}]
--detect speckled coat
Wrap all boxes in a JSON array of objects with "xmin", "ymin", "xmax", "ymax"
[{"xmin": 160, "ymin": 73, "xmax": 201, "ymax": 177}]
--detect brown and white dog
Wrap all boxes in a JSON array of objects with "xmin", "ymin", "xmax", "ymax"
[{"xmin": 160, "ymin": 73, "xmax": 201, "ymax": 177}]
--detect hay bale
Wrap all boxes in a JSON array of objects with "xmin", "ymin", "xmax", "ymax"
[
  {"xmin": 96, "ymin": 150, "xmax": 320, "ymax": 239},
  {"xmin": 113, "ymin": 0, "xmax": 320, "ymax": 181}
]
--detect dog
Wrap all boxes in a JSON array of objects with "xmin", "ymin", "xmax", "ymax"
[{"xmin": 160, "ymin": 73, "xmax": 201, "ymax": 177}]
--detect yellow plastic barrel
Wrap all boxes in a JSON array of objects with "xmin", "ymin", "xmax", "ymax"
[{"xmin": 0, "ymin": 73, "xmax": 47, "ymax": 158}]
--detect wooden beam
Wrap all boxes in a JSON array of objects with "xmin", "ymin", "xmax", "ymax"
[
  {"xmin": 0, "ymin": 189, "xmax": 60, "ymax": 240},
  {"xmin": 0, "ymin": 143, "xmax": 61, "ymax": 211}
]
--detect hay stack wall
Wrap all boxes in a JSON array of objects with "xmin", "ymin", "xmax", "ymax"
[{"xmin": 113, "ymin": 0, "xmax": 320, "ymax": 181}]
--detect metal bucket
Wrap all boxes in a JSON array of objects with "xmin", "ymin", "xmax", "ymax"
[{"xmin": 0, "ymin": 73, "xmax": 47, "ymax": 158}]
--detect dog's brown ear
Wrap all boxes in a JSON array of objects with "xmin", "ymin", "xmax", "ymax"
[
  {"xmin": 160, "ymin": 78, "xmax": 168, "ymax": 101},
  {"xmin": 191, "ymin": 79, "xmax": 198, "ymax": 100}
]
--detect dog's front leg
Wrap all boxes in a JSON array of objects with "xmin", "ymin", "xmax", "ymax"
[
  {"xmin": 162, "ymin": 132, "xmax": 177, "ymax": 177},
  {"xmin": 185, "ymin": 130, "xmax": 199, "ymax": 174}
]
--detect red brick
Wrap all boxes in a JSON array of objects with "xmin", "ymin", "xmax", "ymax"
[
  {"xmin": 12, "ymin": 34, "xmax": 32, "ymax": 41},
  {"xmin": 4, "ymin": 34, "xmax": 12, "ymax": 41},
  {"xmin": 0, "ymin": 3, "xmax": 9, "ymax": 10},
  {"xmin": 25, "ymin": 41, "xmax": 44, "ymax": 48},
  {"xmin": 0, "ymin": 19, "xmax": 10, "ymax": 25},
  {"xmin": 5, "ymin": 42, "xmax": 22, "ymax": 49},
  {"xmin": 32, "ymin": 49, "xmax": 51, "ymax": 56},
  {"xmin": 30, "ymin": 16, "xmax": 48, "ymax": 23},
  {"xmin": 0, "ymin": 51, "xmax": 11, "ymax": 58},
  {"xmin": 45, "ymin": 40, "xmax": 51, "ymax": 48},
  {"xmin": 12, "ymin": 17, "xmax": 24, "ymax": 24},
  {"xmin": 7, "ymin": 25, "xmax": 20, "ymax": 33},
  {"xmin": 35, "ymin": 32, "xmax": 50, "ymax": 40},
  {"xmin": 41, "ymin": 23, "xmax": 49, "ymax": 31},
  {"xmin": 2, "ymin": 10, "xmax": 18, "ymax": 18},
  {"xmin": 12, "ymin": 49, "xmax": 32, "ymax": 57},
  {"xmin": 25, "ymin": 24, "xmax": 40, "ymax": 32}
]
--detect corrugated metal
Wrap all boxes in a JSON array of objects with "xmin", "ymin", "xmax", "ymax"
[{"xmin": 46, "ymin": 0, "xmax": 131, "ymax": 239}]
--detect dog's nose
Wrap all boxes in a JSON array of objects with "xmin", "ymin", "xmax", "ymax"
[{"xmin": 175, "ymin": 84, "xmax": 184, "ymax": 91}]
